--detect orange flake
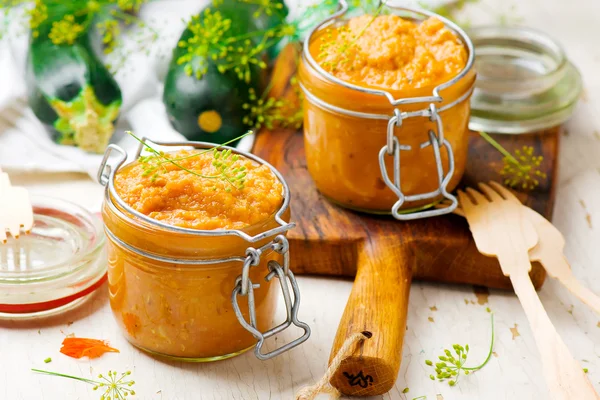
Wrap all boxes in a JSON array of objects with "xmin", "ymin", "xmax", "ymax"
[
  {"xmin": 123, "ymin": 313, "xmax": 141, "ymax": 339},
  {"xmin": 60, "ymin": 337, "xmax": 120, "ymax": 359}
]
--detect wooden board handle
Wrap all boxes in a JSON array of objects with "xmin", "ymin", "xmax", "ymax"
[{"xmin": 328, "ymin": 236, "xmax": 413, "ymax": 396}]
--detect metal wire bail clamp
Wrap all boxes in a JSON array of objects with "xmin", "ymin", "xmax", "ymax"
[
  {"xmin": 378, "ymin": 103, "xmax": 459, "ymax": 220},
  {"xmin": 232, "ymin": 235, "xmax": 310, "ymax": 360}
]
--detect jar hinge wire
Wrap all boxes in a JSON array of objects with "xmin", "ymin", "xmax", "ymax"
[
  {"xmin": 232, "ymin": 235, "xmax": 311, "ymax": 360},
  {"xmin": 378, "ymin": 104, "xmax": 458, "ymax": 220}
]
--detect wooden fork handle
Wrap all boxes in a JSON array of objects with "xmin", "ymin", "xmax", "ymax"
[
  {"xmin": 505, "ymin": 257, "xmax": 599, "ymax": 399},
  {"xmin": 540, "ymin": 254, "xmax": 600, "ymax": 314}
]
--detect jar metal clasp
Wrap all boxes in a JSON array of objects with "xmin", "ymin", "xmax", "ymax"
[
  {"xmin": 232, "ymin": 235, "xmax": 311, "ymax": 360},
  {"xmin": 378, "ymin": 103, "xmax": 458, "ymax": 220}
]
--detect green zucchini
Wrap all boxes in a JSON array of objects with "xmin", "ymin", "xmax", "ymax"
[
  {"xmin": 163, "ymin": 0, "xmax": 287, "ymax": 144},
  {"xmin": 26, "ymin": 11, "xmax": 122, "ymax": 153}
]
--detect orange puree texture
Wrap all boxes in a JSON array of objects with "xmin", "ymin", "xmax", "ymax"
[
  {"xmin": 114, "ymin": 150, "xmax": 283, "ymax": 230},
  {"xmin": 315, "ymin": 15, "xmax": 468, "ymax": 91}
]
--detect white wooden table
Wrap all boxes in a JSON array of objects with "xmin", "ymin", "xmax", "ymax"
[{"xmin": 2, "ymin": 0, "xmax": 600, "ymax": 399}]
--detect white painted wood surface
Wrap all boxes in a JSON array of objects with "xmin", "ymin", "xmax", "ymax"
[{"xmin": 2, "ymin": 0, "xmax": 600, "ymax": 399}]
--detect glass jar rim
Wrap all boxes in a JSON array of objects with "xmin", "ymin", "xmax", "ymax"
[
  {"xmin": 0, "ymin": 195, "xmax": 105, "ymax": 281},
  {"xmin": 467, "ymin": 25, "xmax": 567, "ymax": 89},
  {"xmin": 300, "ymin": 1, "xmax": 476, "ymax": 116},
  {"xmin": 99, "ymin": 139, "xmax": 294, "ymax": 244},
  {"xmin": 467, "ymin": 25, "xmax": 583, "ymax": 134}
]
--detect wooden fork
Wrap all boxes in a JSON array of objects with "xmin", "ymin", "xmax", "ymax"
[
  {"xmin": 485, "ymin": 182, "xmax": 600, "ymax": 314},
  {"xmin": 458, "ymin": 186, "xmax": 598, "ymax": 400},
  {"xmin": 0, "ymin": 167, "xmax": 34, "ymax": 243},
  {"xmin": 446, "ymin": 183, "xmax": 600, "ymax": 314}
]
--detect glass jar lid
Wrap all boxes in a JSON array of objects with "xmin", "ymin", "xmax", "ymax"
[
  {"xmin": 468, "ymin": 26, "xmax": 582, "ymax": 134},
  {"xmin": 0, "ymin": 196, "xmax": 106, "ymax": 317}
]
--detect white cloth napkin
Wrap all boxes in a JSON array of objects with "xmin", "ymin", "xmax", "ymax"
[{"xmin": 0, "ymin": 0, "xmax": 210, "ymax": 179}]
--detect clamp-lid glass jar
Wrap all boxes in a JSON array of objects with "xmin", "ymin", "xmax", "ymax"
[
  {"xmin": 98, "ymin": 139, "xmax": 310, "ymax": 361},
  {"xmin": 298, "ymin": 2, "xmax": 476, "ymax": 219}
]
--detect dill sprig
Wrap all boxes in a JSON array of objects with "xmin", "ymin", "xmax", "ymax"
[
  {"xmin": 479, "ymin": 131, "xmax": 547, "ymax": 190},
  {"xmin": 242, "ymin": 77, "xmax": 304, "ymax": 131},
  {"xmin": 47, "ymin": 13, "xmax": 84, "ymax": 44},
  {"xmin": 282, "ymin": 74, "xmax": 304, "ymax": 130},
  {"xmin": 176, "ymin": 2, "xmax": 294, "ymax": 83},
  {"xmin": 318, "ymin": 2, "xmax": 386, "ymax": 71},
  {"xmin": 1, "ymin": 0, "xmax": 157, "ymax": 68},
  {"xmin": 237, "ymin": 0, "xmax": 285, "ymax": 18},
  {"xmin": 32, "ymin": 369, "xmax": 135, "ymax": 400},
  {"xmin": 217, "ymin": 35, "xmax": 270, "ymax": 83},
  {"xmin": 127, "ymin": 130, "xmax": 252, "ymax": 191},
  {"xmin": 425, "ymin": 313, "xmax": 495, "ymax": 386},
  {"xmin": 242, "ymin": 88, "xmax": 285, "ymax": 130},
  {"xmin": 176, "ymin": 8, "xmax": 231, "ymax": 79}
]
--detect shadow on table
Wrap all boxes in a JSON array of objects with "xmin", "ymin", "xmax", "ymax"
[{"xmin": 131, "ymin": 323, "xmax": 317, "ymax": 392}]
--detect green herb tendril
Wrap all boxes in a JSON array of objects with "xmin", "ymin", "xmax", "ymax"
[
  {"xmin": 32, "ymin": 369, "xmax": 135, "ymax": 400},
  {"xmin": 425, "ymin": 313, "xmax": 495, "ymax": 386},
  {"xmin": 127, "ymin": 130, "xmax": 253, "ymax": 191}
]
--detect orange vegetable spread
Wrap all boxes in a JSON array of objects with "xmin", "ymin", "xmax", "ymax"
[
  {"xmin": 114, "ymin": 150, "xmax": 283, "ymax": 230},
  {"xmin": 299, "ymin": 13, "xmax": 475, "ymax": 212},
  {"xmin": 104, "ymin": 150, "xmax": 289, "ymax": 360},
  {"xmin": 315, "ymin": 15, "xmax": 468, "ymax": 91}
]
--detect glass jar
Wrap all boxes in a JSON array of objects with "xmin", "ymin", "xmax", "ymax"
[
  {"xmin": 97, "ymin": 140, "xmax": 310, "ymax": 361},
  {"xmin": 0, "ymin": 196, "xmax": 106, "ymax": 318},
  {"xmin": 467, "ymin": 26, "xmax": 582, "ymax": 134},
  {"xmin": 298, "ymin": 4, "xmax": 476, "ymax": 219}
]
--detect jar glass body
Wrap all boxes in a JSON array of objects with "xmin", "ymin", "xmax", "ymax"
[
  {"xmin": 298, "ymin": 30, "xmax": 476, "ymax": 213},
  {"xmin": 102, "ymin": 194, "xmax": 290, "ymax": 361}
]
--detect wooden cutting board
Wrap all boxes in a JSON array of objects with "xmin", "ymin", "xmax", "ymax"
[
  {"xmin": 253, "ymin": 46, "xmax": 559, "ymax": 397},
  {"xmin": 255, "ymin": 129, "xmax": 557, "ymax": 286}
]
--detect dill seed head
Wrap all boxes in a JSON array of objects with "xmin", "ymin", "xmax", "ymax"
[
  {"xmin": 49, "ymin": 14, "xmax": 85, "ymax": 45},
  {"xmin": 501, "ymin": 145, "xmax": 547, "ymax": 190}
]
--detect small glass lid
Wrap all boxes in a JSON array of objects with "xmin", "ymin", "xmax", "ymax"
[
  {"xmin": 468, "ymin": 26, "xmax": 583, "ymax": 134},
  {"xmin": 0, "ymin": 196, "xmax": 106, "ymax": 317}
]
